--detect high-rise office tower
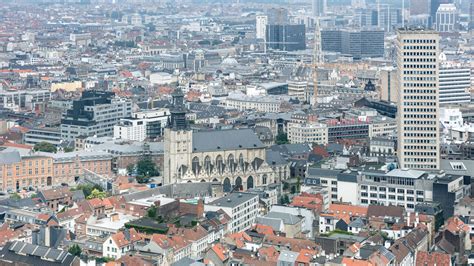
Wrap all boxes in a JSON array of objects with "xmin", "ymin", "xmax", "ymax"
[
  {"xmin": 312, "ymin": 0, "xmax": 326, "ymax": 17},
  {"xmin": 321, "ymin": 28, "xmax": 384, "ymax": 59},
  {"xmin": 430, "ymin": 0, "xmax": 452, "ymax": 27},
  {"xmin": 436, "ymin": 4, "xmax": 457, "ymax": 32},
  {"xmin": 397, "ymin": 29, "xmax": 440, "ymax": 170},
  {"xmin": 266, "ymin": 24, "xmax": 306, "ymax": 51},
  {"xmin": 256, "ymin": 15, "xmax": 268, "ymax": 40}
]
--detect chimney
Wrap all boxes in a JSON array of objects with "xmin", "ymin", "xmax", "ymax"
[
  {"xmin": 111, "ymin": 213, "xmax": 119, "ymax": 222},
  {"xmin": 415, "ymin": 212, "xmax": 419, "ymax": 226},
  {"xmin": 407, "ymin": 213, "xmax": 411, "ymax": 226}
]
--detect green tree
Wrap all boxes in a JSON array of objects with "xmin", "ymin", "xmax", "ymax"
[
  {"xmin": 87, "ymin": 188, "xmax": 107, "ymax": 200},
  {"xmin": 63, "ymin": 147, "xmax": 75, "ymax": 153},
  {"xmin": 276, "ymin": 133, "xmax": 289, "ymax": 145},
  {"xmin": 10, "ymin": 193, "xmax": 21, "ymax": 200},
  {"xmin": 33, "ymin": 142, "xmax": 57, "ymax": 153},
  {"xmin": 147, "ymin": 205, "xmax": 157, "ymax": 218},
  {"xmin": 135, "ymin": 158, "xmax": 159, "ymax": 184},
  {"xmin": 280, "ymin": 194, "xmax": 290, "ymax": 204},
  {"xmin": 68, "ymin": 244, "xmax": 81, "ymax": 256},
  {"xmin": 74, "ymin": 184, "xmax": 103, "ymax": 198}
]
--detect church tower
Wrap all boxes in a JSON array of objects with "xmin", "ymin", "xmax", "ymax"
[{"xmin": 163, "ymin": 88, "xmax": 193, "ymax": 184}]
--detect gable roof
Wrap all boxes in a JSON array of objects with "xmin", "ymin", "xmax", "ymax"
[
  {"xmin": 192, "ymin": 129, "xmax": 265, "ymax": 152},
  {"xmin": 416, "ymin": 251, "xmax": 451, "ymax": 266}
]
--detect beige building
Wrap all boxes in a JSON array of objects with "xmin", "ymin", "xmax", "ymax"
[
  {"xmin": 0, "ymin": 150, "xmax": 53, "ymax": 191},
  {"xmin": 397, "ymin": 29, "xmax": 440, "ymax": 170},
  {"xmin": 379, "ymin": 67, "xmax": 398, "ymax": 103},
  {"xmin": 287, "ymin": 80, "xmax": 308, "ymax": 102},
  {"xmin": 50, "ymin": 81, "xmax": 83, "ymax": 92},
  {"xmin": 287, "ymin": 122, "xmax": 328, "ymax": 145}
]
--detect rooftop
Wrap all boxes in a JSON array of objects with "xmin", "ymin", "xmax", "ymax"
[{"xmin": 206, "ymin": 193, "xmax": 258, "ymax": 208}]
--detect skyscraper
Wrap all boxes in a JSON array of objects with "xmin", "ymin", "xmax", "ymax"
[
  {"xmin": 397, "ymin": 29, "xmax": 440, "ymax": 170},
  {"xmin": 312, "ymin": 0, "xmax": 326, "ymax": 17},
  {"xmin": 321, "ymin": 28, "xmax": 384, "ymax": 59},
  {"xmin": 266, "ymin": 24, "xmax": 306, "ymax": 51},
  {"xmin": 256, "ymin": 15, "xmax": 268, "ymax": 40},
  {"xmin": 435, "ymin": 4, "xmax": 457, "ymax": 32}
]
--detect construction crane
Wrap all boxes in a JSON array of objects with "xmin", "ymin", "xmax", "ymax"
[{"xmin": 312, "ymin": 16, "xmax": 323, "ymax": 109}]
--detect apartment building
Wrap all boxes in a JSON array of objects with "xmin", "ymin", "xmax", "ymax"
[{"xmin": 204, "ymin": 193, "xmax": 258, "ymax": 233}]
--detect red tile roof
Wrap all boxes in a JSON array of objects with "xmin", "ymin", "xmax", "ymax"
[
  {"xmin": 211, "ymin": 243, "xmax": 227, "ymax": 262},
  {"xmin": 416, "ymin": 251, "xmax": 451, "ymax": 266}
]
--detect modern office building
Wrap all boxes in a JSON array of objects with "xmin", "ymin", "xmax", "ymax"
[
  {"xmin": 114, "ymin": 108, "xmax": 170, "ymax": 142},
  {"xmin": 24, "ymin": 128, "xmax": 62, "ymax": 146},
  {"xmin": 397, "ymin": 29, "xmax": 440, "ymax": 170},
  {"xmin": 439, "ymin": 66, "xmax": 471, "ymax": 105},
  {"xmin": 60, "ymin": 91, "xmax": 132, "ymax": 141},
  {"xmin": 308, "ymin": 168, "xmax": 447, "ymax": 212},
  {"xmin": 287, "ymin": 122, "xmax": 328, "ymax": 145},
  {"xmin": 433, "ymin": 174, "xmax": 471, "ymax": 219},
  {"xmin": 436, "ymin": 4, "xmax": 457, "ymax": 32},
  {"xmin": 287, "ymin": 80, "xmax": 308, "ymax": 102},
  {"xmin": 379, "ymin": 67, "xmax": 398, "ymax": 103},
  {"xmin": 430, "ymin": 0, "xmax": 453, "ymax": 26},
  {"xmin": 266, "ymin": 24, "xmax": 306, "ymax": 51},
  {"xmin": 312, "ymin": 0, "xmax": 326, "ymax": 17},
  {"xmin": 321, "ymin": 29, "xmax": 384, "ymax": 59},
  {"xmin": 355, "ymin": 6, "xmax": 402, "ymax": 31},
  {"xmin": 256, "ymin": 15, "xmax": 268, "ymax": 40}
]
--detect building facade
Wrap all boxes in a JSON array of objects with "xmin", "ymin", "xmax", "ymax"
[
  {"xmin": 60, "ymin": 91, "xmax": 132, "ymax": 141},
  {"xmin": 164, "ymin": 90, "xmax": 276, "ymax": 191},
  {"xmin": 256, "ymin": 15, "xmax": 268, "ymax": 40},
  {"xmin": 439, "ymin": 66, "xmax": 471, "ymax": 105},
  {"xmin": 266, "ymin": 24, "xmax": 306, "ymax": 51},
  {"xmin": 397, "ymin": 29, "xmax": 440, "ymax": 170},
  {"xmin": 436, "ymin": 4, "xmax": 457, "ymax": 33},
  {"xmin": 287, "ymin": 122, "xmax": 328, "ymax": 145}
]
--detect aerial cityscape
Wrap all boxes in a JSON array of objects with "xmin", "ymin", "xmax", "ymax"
[{"xmin": 0, "ymin": 0, "xmax": 472, "ymax": 265}]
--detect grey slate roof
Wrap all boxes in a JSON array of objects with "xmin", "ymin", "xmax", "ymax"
[
  {"xmin": 307, "ymin": 168, "xmax": 341, "ymax": 177},
  {"xmin": 192, "ymin": 128, "xmax": 265, "ymax": 152},
  {"xmin": 0, "ymin": 150, "xmax": 21, "ymax": 165},
  {"xmin": 255, "ymin": 216, "xmax": 284, "ymax": 232},
  {"xmin": 266, "ymin": 150, "xmax": 288, "ymax": 166},
  {"xmin": 207, "ymin": 192, "xmax": 258, "ymax": 208},
  {"xmin": 265, "ymin": 211, "xmax": 302, "ymax": 225}
]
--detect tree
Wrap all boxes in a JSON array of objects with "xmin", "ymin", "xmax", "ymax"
[
  {"xmin": 147, "ymin": 205, "xmax": 157, "ymax": 219},
  {"xmin": 134, "ymin": 158, "xmax": 159, "ymax": 184},
  {"xmin": 280, "ymin": 194, "xmax": 290, "ymax": 205},
  {"xmin": 33, "ymin": 142, "xmax": 57, "ymax": 153},
  {"xmin": 10, "ymin": 193, "xmax": 21, "ymax": 200},
  {"xmin": 63, "ymin": 147, "xmax": 75, "ymax": 153},
  {"xmin": 276, "ymin": 133, "xmax": 289, "ymax": 145},
  {"xmin": 68, "ymin": 244, "xmax": 81, "ymax": 257},
  {"xmin": 74, "ymin": 184, "xmax": 103, "ymax": 198},
  {"xmin": 87, "ymin": 188, "xmax": 107, "ymax": 200}
]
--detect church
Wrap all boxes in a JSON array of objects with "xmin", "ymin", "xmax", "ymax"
[{"xmin": 163, "ymin": 89, "xmax": 276, "ymax": 192}]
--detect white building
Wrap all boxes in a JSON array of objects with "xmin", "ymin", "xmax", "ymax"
[
  {"xmin": 225, "ymin": 92, "xmax": 283, "ymax": 113},
  {"xmin": 204, "ymin": 193, "xmax": 258, "ymax": 233},
  {"xmin": 149, "ymin": 72, "xmax": 176, "ymax": 85},
  {"xmin": 287, "ymin": 122, "xmax": 328, "ymax": 145},
  {"xmin": 439, "ymin": 66, "xmax": 471, "ymax": 105},
  {"xmin": 102, "ymin": 228, "xmax": 141, "ymax": 259},
  {"xmin": 113, "ymin": 108, "xmax": 169, "ymax": 141},
  {"xmin": 256, "ymin": 15, "xmax": 268, "ymax": 40},
  {"xmin": 436, "ymin": 4, "xmax": 457, "ymax": 33},
  {"xmin": 287, "ymin": 80, "xmax": 308, "ymax": 102},
  {"xmin": 397, "ymin": 29, "xmax": 440, "ymax": 170}
]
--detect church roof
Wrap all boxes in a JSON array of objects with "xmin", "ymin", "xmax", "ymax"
[{"xmin": 192, "ymin": 128, "xmax": 265, "ymax": 152}]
